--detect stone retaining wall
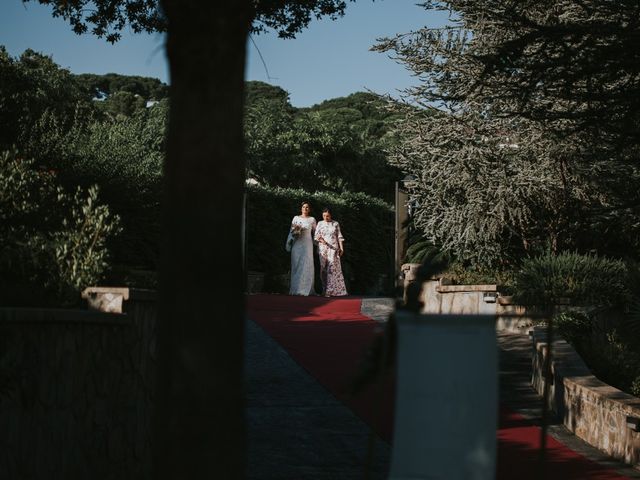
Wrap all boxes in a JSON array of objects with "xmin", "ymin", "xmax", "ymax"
[
  {"xmin": 417, "ymin": 278, "xmax": 640, "ymax": 468},
  {"xmin": 531, "ymin": 327, "xmax": 640, "ymax": 468},
  {"xmin": 0, "ymin": 288, "xmax": 157, "ymax": 480},
  {"xmin": 419, "ymin": 280, "xmax": 534, "ymax": 333}
]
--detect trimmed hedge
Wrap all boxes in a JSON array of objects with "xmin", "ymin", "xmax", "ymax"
[{"xmin": 245, "ymin": 185, "xmax": 394, "ymax": 294}]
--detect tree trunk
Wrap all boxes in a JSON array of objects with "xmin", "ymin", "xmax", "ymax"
[{"xmin": 154, "ymin": 2, "xmax": 252, "ymax": 478}]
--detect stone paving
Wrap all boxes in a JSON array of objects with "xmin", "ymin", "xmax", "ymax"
[{"xmin": 245, "ymin": 317, "xmax": 390, "ymax": 480}]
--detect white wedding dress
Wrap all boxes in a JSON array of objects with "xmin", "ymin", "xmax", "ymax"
[{"xmin": 288, "ymin": 215, "xmax": 316, "ymax": 295}]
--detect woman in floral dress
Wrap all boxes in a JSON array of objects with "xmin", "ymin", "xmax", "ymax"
[
  {"xmin": 287, "ymin": 201, "xmax": 317, "ymax": 295},
  {"xmin": 314, "ymin": 207, "xmax": 347, "ymax": 297}
]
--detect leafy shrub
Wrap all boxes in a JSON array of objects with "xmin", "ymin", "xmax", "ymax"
[
  {"xmin": 592, "ymin": 330, "xmax": 640, "ymax": 397},
  {"xmin": 439, "ymin": 261, "xmax": 515, "ymax": 291},
  {"xmin": 404, "ymin": 225, "xmax": 451, "ymax": 268},
  {"xmin": 551, "ymin": 309, "xmax": 640, "ymax": 398},
  {"xmin": 246, "ymin": 184, "xmax": 394, "ymax": 294},
  {"xmin": 553, "ymin": 310, "xmax": 593, "ymax": 345},
  {"xmin": 513, "ymin": 251, "xmax": 629, "ymax": 307},
  {"xmin": 0, "ymin": 150, "xmax": 120, "ymax": 306},
  {"xmin": 632, "ymin": 377, "xmax": 640, "ymax": 397},
  {"xmin": 57, "ymin": 102, "xmax": 166, "ymax": 268}
]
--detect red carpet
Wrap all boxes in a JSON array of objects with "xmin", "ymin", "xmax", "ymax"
[{"xmin": 247, "ymin": 293, "xmax": 630, "ymax": 479}]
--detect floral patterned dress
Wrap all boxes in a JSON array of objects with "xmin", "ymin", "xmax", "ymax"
[
  {"xmin": 314, "ymin": 220, "xmax": 348, "ymax": 297},
  {"xmin": 288, "ymin": 215, "xmax": 316, "ymax": 295}
]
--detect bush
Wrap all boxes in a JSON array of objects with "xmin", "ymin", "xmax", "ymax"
[
  {"xmin": 513, "ymin": 251, "xmax": 629, "ymax": 307},
  {"xmin": 58, "ymin": 102, "xmax": 166, "ymax": 269},
  {"xmin": 0, "ymin": 150, "xmax": 120, "ymax": 306},
  {"xmin": 589, "ymin": 330, "xmax": 640, "ymax": 397},
  {"xmin": 554, "ymin": 310, "xmax": 593, "ymax": 345},
  {"xmin": 631, "ymin": 377, "xmax": 640, "ymax": 397},
  {"xmin": 550, "ymin": 309, "xmax": 640, "ymax": 397},
  {"xmin": 246, "ymin": 184, "xmax": 394, "ymax": 294}
]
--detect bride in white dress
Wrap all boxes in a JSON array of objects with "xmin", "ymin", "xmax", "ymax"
[{"xmin": 286, "ymin": 201, "xmax": 317, "ymax": 296}]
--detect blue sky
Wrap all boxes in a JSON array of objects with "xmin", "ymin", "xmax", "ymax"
[{"xmin": 1, "ymin": 1, "xmax": 449, "ymax": 107}]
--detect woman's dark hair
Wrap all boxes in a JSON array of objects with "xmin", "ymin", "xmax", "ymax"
[
  {"xmin": 322, "ymin": 207, "xmax": 332, "ymax": 214},
  {"xmin": 301, "ymin": 200, "xmax": 312, "ymax": 210}
]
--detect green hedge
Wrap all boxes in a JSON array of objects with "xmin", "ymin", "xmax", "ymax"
[
  {"xmin": 245, "ymin": 185, "xmax": 394, "ymax": 294},
  {"xmin": 512, "ymin": 251, "xmax": 629, "ymax": 307}
]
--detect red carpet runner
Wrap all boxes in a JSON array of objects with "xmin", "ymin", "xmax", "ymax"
[{"xmin": 247, "ymin": 294, "xmax": 630, "ymax": 479}]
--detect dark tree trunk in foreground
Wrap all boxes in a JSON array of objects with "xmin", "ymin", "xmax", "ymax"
[{"xmin": 154, "ymin": 2, "xmax": 252, "ymax": 478}]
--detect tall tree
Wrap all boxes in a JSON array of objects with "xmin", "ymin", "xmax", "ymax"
[
  {"xmin": 0, "ymin": 47, "xmax": 88, "ymax": 152},
  {"xmin": 375, "ymin": 0, "xmax": 640, "ymax": 267},
  {"xmin": 25, "ymin": 1, "xmax": 357, "ymax": 478},
  {"xmin": 381, "ymin": 0, "xmax": 640, "ymax": 147}
]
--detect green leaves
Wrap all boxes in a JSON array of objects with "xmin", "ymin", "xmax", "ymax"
[
  {"xmin": 0, "ymin": 150, "xmax": 120, "ymax": 307},
  {"xmin": 376, "ymin": 1, "xmax": 640, "ymax": 268},
  {"xmin": 244, "ymin": 84, "xmax": 401, "ymax": 201},
  {"xmin": 50, "ymin": 186, "xmax": 122, "ymax": 298},
  {"xmin": 0, "ymin": 47, "xmax": 88, "ymax": 154},
  {"xmin": 252, "ymin": 1, "xmax": 352, "ymax": 39},
  {"xmin": 23, "ymin": 1, "xmax": 166, "ymax": 42},
  {"xmin": 513, "ymin": 251, "xmax": 629, "ymax": 308}
]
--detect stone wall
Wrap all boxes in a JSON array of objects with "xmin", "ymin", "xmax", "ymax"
[
  {"xmin": 419, "ymin": 281, "xmax": 534, "ymax": 333},
  {"xmin": 417, "ymin": 278, "xmax": 640, "ymax": 468},
  {"xmin": 531, "ymin": 327, "xmax": 640, "ymax": 468},
  {"xmin": 0, "ymin": 289, "xmax": 157, "ymax": 480}
]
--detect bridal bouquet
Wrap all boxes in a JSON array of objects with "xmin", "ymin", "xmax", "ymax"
[
  {"xmin": 290, "ymin": 223, "xmax": 304, "ymax": 238},
  {"xmin": 286, "ymin": 224, "xmax": 304, "ymax": 252}
]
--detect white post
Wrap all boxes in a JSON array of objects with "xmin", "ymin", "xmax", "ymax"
[{"xmin": 389, "ymin": 312, "xmax": 497, "ymax": 480}]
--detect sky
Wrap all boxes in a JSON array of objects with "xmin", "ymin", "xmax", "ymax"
[{"xmin": 0, "ymin": 1, "xmax": 450, "ymax": 107}]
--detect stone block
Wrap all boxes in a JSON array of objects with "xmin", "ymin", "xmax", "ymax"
[{"xmin": 82, "ymin": 287, "xmax": 129, "ymax": 313}]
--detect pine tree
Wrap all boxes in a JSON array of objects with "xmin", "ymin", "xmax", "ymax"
[{"xmin": 375, "ymin": 1, "xmax": 640, "ymax": 267}]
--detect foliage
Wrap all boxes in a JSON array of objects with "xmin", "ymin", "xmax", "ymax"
[
  {"xmin": 435, "ymin": 0, "xmax": 639, "ymax": 149},
  {"xmin": 0, "ymin": 47, "xmax": 166, "ymax": 271},
  {"xmin": 403, "ymin": 228, "xmax": 452, "ymax": 284},
  {"xmin": 404, "ymin": 237, "xmax": 444, "ymax": 265},
  {"xmin": 374, "ymin": 1, "xmax": 640, "ymax": 269},
  {"xmin": 246, "ymin": 184, "xmax": 393, "ymax": 294},
  {"xmin": 627, "ymin": 297, "xmax": 640, "ymax": 340},
  {"xmin": 305, "ymin": 91, "xmax": 402, "ymax": 138},
  {"xmin": 245, "ymin": 81, "xmax": 293, "ymax": 110},
  {"xmin": 552, "ymin": 309, "xmax": 640, "ymax": 397},
  {"xmin": 441, "ymin": 262, "xmax": 514, "ymax": 289},
  {"xmin": 25, "ymin": 0, "xmax": 356, "ymax": 41},
  {"xmin": 512, "ymin": 251, "xmax": 629, "ymax": 308},
  {"xmin": 554, "ymin": 310, "xmax": 593, "ymax": 346},
  {"xmin": 74, "ymin": 73, "xmax": 168, "ymax": 119},
  {"xmin": 75, "ymin": 72, "xmax": 169, "ymax": 100},
  {"xmin": 632, "ymin": 377, "xmax": 640, "ymax": 398},
  {"xmin": 581, "ymin": 328, "xmax": 640, "ymax": 398},
  {"xmin": 0, "ymin": 150, "xmax": 120, "ymax": 306},
  {"xmin": 385, "ymin": 108, "xmax": 597, "ymax": 266},
  {"xmin": 3, "ymin": 45, "xmax": 399, "ymax": 275},
  {"xmin": 252, "ymin": 1, "xmax": 356, "ymax": 38},
  {"xmin": 377, "ymin": 0, "xmax": 640, "ymax": 150},
  {"xmin": 59, "ymin": 100, "xmax": 167, "ymax": 267},
  {"xmin": 244, "ymin": 84, "xmax": 401, "ymax": 201},
  {"xmin": 98, "ymin": 90, "xmax": 147, "ymax": 118},
  {"xmin": 52, "ymin": 187, "xmax": 121, "ymax": 296},
  {"xmin": 0, "ymin": 47, "xmax": 90, "ymax": 154},
  {"xmin": 23, "ymin": 0, "xmax": 165, "ymax": 42}
]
